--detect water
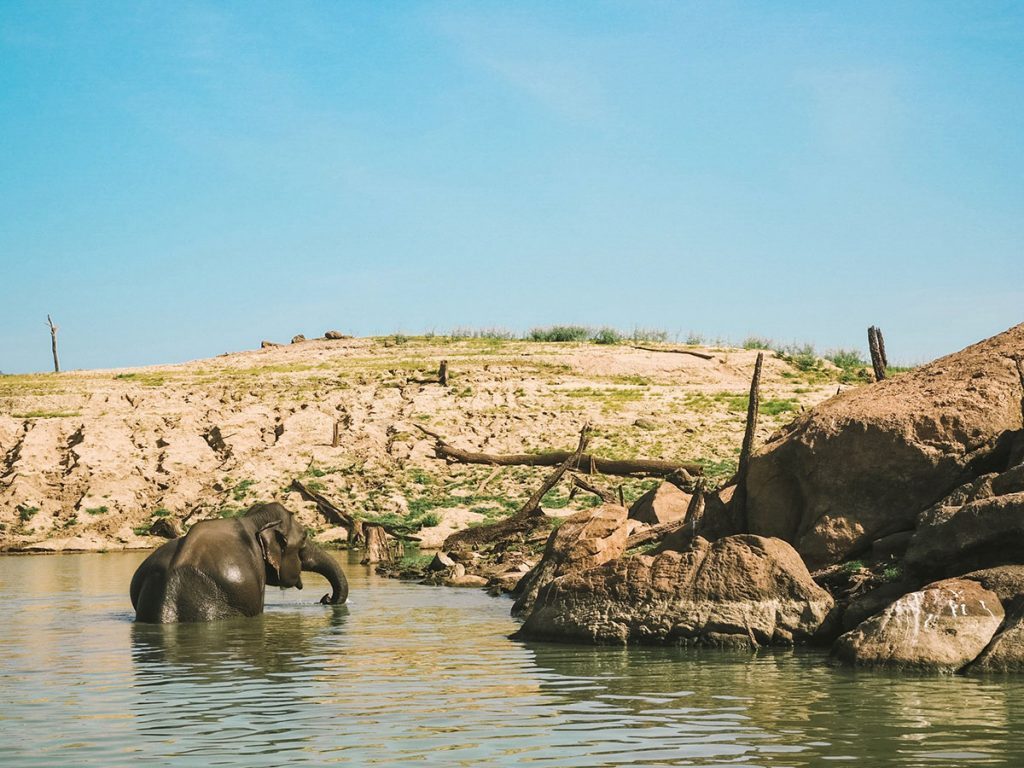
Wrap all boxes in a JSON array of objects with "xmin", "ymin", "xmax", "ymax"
[{"xmin": 1, "ymin": 553, "xmax": 1023, "ymax": 767}]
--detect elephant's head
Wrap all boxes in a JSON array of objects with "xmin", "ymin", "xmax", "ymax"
[{"xmin": 245, "ymin": 502, "xmax": 348, "ymax": 604}]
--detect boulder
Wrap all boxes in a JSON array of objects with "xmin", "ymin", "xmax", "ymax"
[
  {"xmin": 511, "ymin": 504, "xmax": 628, "ymax": 617},
  {"xmin": 961, "ymin": 565, "xmax": 1024, "ymax": 604},
  {"xmin": 291, "ymin": 334, "xmax": 306, "ymax": 344},
  {"xmin": 905, "ymin": 491, "xmax": 1024, "ymax": 580},
  {"xmin": 428, "ymin": 552, "xmax": 456, "ymax": 572},
  {"xmin": 628, "ymin": 482, "xmax": 691, "ymax": 526},
  {"xmin": 149, "ymin": 516, "xmax": 183, "ymax": 539},
  {"xmin": 833, "ymin": 578, "xmax": 1004, "ymax": 672},
  {"xmin": 324, "ymin": 330, "xmax": 350, "ymax": 340},
  {"xmin": 745, "ymin": 323, "xmax": 1024, "ymax": 570},
  {"xmin": 969, "ymin": 604, "xmax": 1024, "ymax": 672},
  {"xmin": 515, "ymin": 534, "xmax": 835, "ymax": 647},
  {"xmin": 260, "ymin": 340, "xmax": 281, "ymax": 348}
]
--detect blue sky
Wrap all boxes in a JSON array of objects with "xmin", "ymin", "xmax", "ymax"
[{"xmin": 1, "ymin": 1, "xmax": 1021, "ymax": 373}]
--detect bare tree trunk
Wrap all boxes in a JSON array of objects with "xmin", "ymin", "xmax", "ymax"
[
  {"xmin": 47, "ymin": 315, "xmax": 59, "ymax": 373},
  {"xmin": 868, "ymin": 326, "xmax": 886, "ymax": 381},
  {"xmin": 438, "ymin": 360, "xmax": 448, "ymax": 387}
]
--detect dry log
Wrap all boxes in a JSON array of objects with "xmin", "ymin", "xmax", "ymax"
[
  {"xmin": 414, "ymin": 424, "xmax": 703, "ymax": 478},
  {"xmin": 632, "ymin": 345, "xmax": 715, "ymax": 361},
  {"xmin": 361, "ymin": 524, "xmax": 402, "ymax": 564},
  {"xmin": 443, "ymin": 425, "xmax": 591, "ymax": 551}
]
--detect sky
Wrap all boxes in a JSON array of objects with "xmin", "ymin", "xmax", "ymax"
[{"xmin": 1, "ymin": 1, "xmax": 1021, "ymax": 373}]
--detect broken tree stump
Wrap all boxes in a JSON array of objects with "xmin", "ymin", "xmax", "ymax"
[
  {"xmin": 868, "ymin": 326, "xmax": 887, "ymax": 381},
  {"xmin": 439, "ymin": 360, "xmax": 449, "ymax": 386},
  {"xmin": 737, "ymin": 351, "xmax": 764, "ymax": 483},
  {"xmin": 361, "ymin": 523, "xmax": 402, "ymax": 564},
  {"xmin": 332, "ymin": 420, "xmax": 342, "ymax": 448}
]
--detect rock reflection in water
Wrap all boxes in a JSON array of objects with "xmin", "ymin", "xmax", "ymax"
[{"xmin": 1, "ymin": 552, "xmax": 1024, "ymax": 767}]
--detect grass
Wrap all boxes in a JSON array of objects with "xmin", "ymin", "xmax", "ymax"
[
  {"xmin": 17, "ymin": 505, "xmax": 39, "ymax": 522},
  {"xmin": 12, "ymin": 410, "xmax": 81, "ymax": 419},
  {"xmin": 742, "ymin": 336, "xmax": 773, "ymax": 350},
  {"xmin": 529, "ymin": 325, "xmax": 591, "ymax": 342},
  {"xmin": 232, "ymin": 479, "xmax": 256, "ymax": 501},
  {"xmin": 84, "ymin": 506, "xmax": 108, "ymax": 515}
]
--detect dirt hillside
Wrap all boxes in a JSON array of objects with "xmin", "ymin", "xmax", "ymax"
[{"xmin": 0, "ymin": 335, "xmax": 846, "ymax": 552}]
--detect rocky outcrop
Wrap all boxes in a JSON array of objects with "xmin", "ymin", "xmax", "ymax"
[
  {"xmin": 511, "ymin": 504, "xmax": 628, "ymax": 617},
  {"xmin": 970, "ymin": 605, "xmax": 1024, "ymax": 672},
  {"xmin": 833, "ymin": 579, "xmax": 1004, "ymax": 672},
  {"xmin": 628, "ymin": 481, "xmax": 691, "ymax": 525},
  {"xmin": 324, "ymin": 330, "xmax": 351, "ymax": 340},
  {"xmin": 906, "ymin": 491, "xmax": 1024, "ymax": 580},
  {"xmin": 745, "ymin": 323, "xmax": 1024, "ymax": 570},
  {"xmin": 516, "ymin": 534, "xmax": 835, "ymax": 647}
]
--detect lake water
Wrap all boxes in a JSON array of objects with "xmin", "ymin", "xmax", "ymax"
[{"xmin": 1, "ymin": 552, "xmax": 1023, "ymax": 767}]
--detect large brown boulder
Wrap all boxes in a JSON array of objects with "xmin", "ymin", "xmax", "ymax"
[
  {"xmin": 745, "ymin": 324, "xmax": 1024, "ymax": 570},
  {"xmin": 833, "ymin": 578, "xmax": 1004, "ymax": 672},
  {"xmin": 515, "ymin": 534, "xmax": 835, "ymax": 647},
  {"xmin": 905, "ymin": 491, "xmax": 1024, "ymax": 580},
  {"xmin": 969, "ymin": 604, "xmax": 1024, "ymax": 672},
  {"xmin": 628, "ymin": 481, "xmax": 691, "ymax": 525},
  {"xmin": 511, "ymin": 504, "xmax": 627, "ymax": 617}
]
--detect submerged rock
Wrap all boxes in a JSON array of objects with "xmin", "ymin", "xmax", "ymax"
[
  {"xmin": 511, "ymin": 504, "xmax": 628, "ymax": 617},
  {"xmin": 744, "ymin": 323, "xmax": 1024, "ymax": 570},
  {"xmin": 833, "ymin": 579, "xmax": 1004, "ymax": 672},
  {"xmin": 515, "ymin": 534, "xmax": 835, "ymax": 647}
]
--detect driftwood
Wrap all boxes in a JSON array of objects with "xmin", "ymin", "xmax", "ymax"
[
  {"xmin": 414, "ymin": 424, "xmax": 703, "ymax": 478},
  {"xmin": 443, "ymin": 425, "xmax": 591, "ymax": 551},
  {"xmin": 632, "ymin": 345, "xmax": 715, "ymax": 361}
]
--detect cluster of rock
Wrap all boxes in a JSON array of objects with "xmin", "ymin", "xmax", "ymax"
[
  {"xmin": 498, "ymin": 323, "xmax": 1024, "ymax": 673},
  {"xmin": 260, "ymin": 331, "xmax": 352, "ymax": 348}
]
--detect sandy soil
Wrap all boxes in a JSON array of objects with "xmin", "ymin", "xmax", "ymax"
[{"xmin": 0, "ymin": 336, "xmax": 845, "ymax": 551}]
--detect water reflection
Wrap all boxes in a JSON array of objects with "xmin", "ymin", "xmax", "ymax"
[{"xmin": 1, "ymin": 552, "xmax": 1023, "ymax": 767}]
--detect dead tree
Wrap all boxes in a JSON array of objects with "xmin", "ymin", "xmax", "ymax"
[
  {"xmin": 443, "ymin": 424, "xmax": 591, "ymax": 551},
  {"xmin": 727, "ymin": 352, "xmax": 764, "ymax": 532},
  {"xmin": 46, "ymin": 315, "xmax": 60, "ymax": 373},
  {"xmin": 438, "ymin": 360, "xmax": 449, "ymax": 387},
  {"xmin": 868, "ymin": 326, "xmax": 887, "ymax": 381}
]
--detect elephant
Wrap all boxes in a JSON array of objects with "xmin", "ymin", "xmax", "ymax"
[{"xmin": 130, "ymin": 502, "xmax": 348, "ymax": 623}]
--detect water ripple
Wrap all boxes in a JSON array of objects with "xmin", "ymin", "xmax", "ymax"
[{"xmin": 1, "ymin": 552, "xmax": 1024, "ymax": 766}]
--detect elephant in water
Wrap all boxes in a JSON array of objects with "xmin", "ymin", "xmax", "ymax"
[{"xmin": 130, "ymin": 502, "xmax": 348, "ymax": 623}]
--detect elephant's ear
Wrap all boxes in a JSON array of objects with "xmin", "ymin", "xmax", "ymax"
[{"xmin": 257, "ymin": 522, "xmax": 286, "ymax": 578}]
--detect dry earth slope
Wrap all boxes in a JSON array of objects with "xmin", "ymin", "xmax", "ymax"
[{"xmin": 0, "ymin": 336, "xmax": 845, "ymax": 552}]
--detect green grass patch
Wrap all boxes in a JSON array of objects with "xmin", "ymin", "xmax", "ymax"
[
  {"xmin": 17, "ymin": 505, "xmax": 39, "ymax": 522},
  {"xmin": 742, "ymin": 336, "xmax": 774, "ymax": 350},
  {"xmin": 232, "ymin": 479, "xmax": 256, "ymax": 501},
  {"xmin": 84, "ymin": 506, "xmax": 108, "ymax": 515},
  {"xmin": 13, "ymin": 410, "xmax": 81, "ymax": 419},
  {"xmin": 529, "ymin": 325, "xmax": 591, "ymax": 342}
]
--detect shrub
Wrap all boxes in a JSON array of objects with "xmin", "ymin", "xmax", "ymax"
[
  {"xmin": 742, "ymin": 336, "xmax": 773, "ymax": 350},
  {"xmin": 528, "ymin": 325, "xmax": 591, "ymax": 342},
  {"xmin": 592, "ymin": 327, "xmax": 623, "ymax": 345}
]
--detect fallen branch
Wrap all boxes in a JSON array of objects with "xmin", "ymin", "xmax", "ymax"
[
  {"xmin": 443, "ymin": 425, "xmax": 591, "ymax": 551},
  {"xmin": 569, "ymin": 473, "xmax": 617, "ymax": 504},
  {"xmin": 290, "ymin": 479, "xmax": 420, "ymax": 542},
  {"xmin": 414, "ymin": 424, "xmax": 703, "ymax": 478},
  {"xmin": 632, "ymin": 345, "xmax": 716, "ymax": 361}
]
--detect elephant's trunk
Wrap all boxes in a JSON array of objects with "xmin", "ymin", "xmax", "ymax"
[{"xmin": 299, "ymin": 542, "xmax": 349, "ymax": 604}]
